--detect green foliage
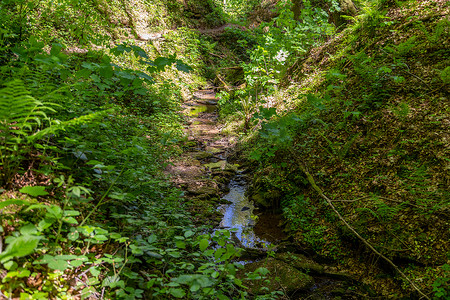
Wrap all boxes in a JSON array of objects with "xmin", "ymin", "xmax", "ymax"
[
  {"xmin": 0, "ymin": 80, "xmax": 56, "ymax": 186},
  {"xmin": 0, "ymin": 2, "xmax": 272, "ymax": 298},
  {"xmin": 219, "ymin": 0, "xmax": 335, "ymax": 117},
  {"xmin": 320, "ymin": 132, "xmax": 361, "ymax": 161},
  {"xmin": 432, "ymin": 264, "xmax": 450, "ymax": 299},
  {"xmin": 439, "ymin": 66, "xmax": 450, "ymax": 85}
]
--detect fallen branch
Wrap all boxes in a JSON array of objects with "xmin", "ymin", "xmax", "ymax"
[
  {"xmin": 299, "ymin": 164, "xmax": 430, "ymax": 300},
  {"xmin": 216, "ymin": 74, "xmax": 232, "ymax": 91}
]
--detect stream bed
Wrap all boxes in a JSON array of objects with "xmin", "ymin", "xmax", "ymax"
[
  {"xmin": 179, "ymin": 90, "xmax": 364, "ymax": 299},
  {"xmin": 217, "ymin": 173, "xmax": 272, "ymax": 249}
]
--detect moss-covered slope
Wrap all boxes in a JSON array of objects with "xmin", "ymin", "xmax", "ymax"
[{"xmin": 245, "ymin": 0, "xmax": 449, "ymax": 297}]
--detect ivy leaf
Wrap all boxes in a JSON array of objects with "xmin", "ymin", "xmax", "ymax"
[{"xmin": 19, "ymin": 186, "xmax": 48, "ymax": 197}]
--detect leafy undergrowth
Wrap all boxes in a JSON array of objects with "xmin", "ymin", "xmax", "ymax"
[
  {"xmin": 0, "ymin": 1, "xmax": 273, "ymax": 299},
  {"xmin": 241, "ymin": 0, "xmax": 449, "ymax": 298}
]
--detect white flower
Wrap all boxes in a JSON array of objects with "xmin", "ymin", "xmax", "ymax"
[{"xmin": 274, "ymin": 49, "xmax": 289, "ymax": 64}]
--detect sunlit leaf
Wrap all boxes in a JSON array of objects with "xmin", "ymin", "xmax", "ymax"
[
  {"xmin": 199, "ymin": 239, "xmax": 209, "ymax": 252},
  {"xmin": 0, "ymin": 235, "xmax": 42, "ymax": 263},
  {"xmin": 19, "ymin": 186, "xmax": 48, "ymax": 197}
]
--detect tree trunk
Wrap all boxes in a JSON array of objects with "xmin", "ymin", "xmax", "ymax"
[{"xmin": 292, "ymin": 0, "xmax": 303, "ymax": 21}]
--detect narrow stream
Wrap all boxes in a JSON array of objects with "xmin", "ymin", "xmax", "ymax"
[
  {"xmin": 217, "ymin": 173, "xmax": 272, "ymax": 249},
  {"xmin": 184, "ymin": 90, "xmax": 360, "ymax": 299}
]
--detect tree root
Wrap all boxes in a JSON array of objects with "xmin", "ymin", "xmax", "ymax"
[{"xmin": 299, "ymin": 164, "xmax": 430, "ymax": 300}]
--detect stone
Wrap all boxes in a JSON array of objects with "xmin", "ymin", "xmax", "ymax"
[
  {"xmin": 185, "ymin": 141, "xmax": 197, "ymax": 148},
  {"xmin": 250, "ymin": 192, "xmax": 271, "ymax": 209},
  {"xmin": 238, "ymin": 258, "xmax": 314, "ymax": 295},
  {"xmin": 204, "ymin": 160, "xmax": 227, "ymax": 170},
  {"xmin": 275, "ymin": 252, "xmax": 324, "ymax": 274},
  {"xmin": 205, "ymin": 146, "xmax": 223, "ymax": 154},
  {"xmin": 186, "ymin": 181, "xmax": 219, "ymax": 198},
  {"xmin": 194, "ymin": 151, "xmax": 213, "ymax": 160}
]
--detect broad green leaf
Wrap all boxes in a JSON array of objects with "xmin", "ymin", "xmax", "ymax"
[
  {"xmin": 184, "ymin": 230, "xmax": 194, "ymax": 238},
  {"xmin": 6, "ymin": 268, "xmax": 30, "ymax": 279},
  {"xmin": 190, "ymin": 283, "xmax": 200, "ymax": 292},
  {"xmin": 99, "ymin": 66, "xmax": 114, "ymax": 79},
  {"xmin": 197, "ymin": 275, "xmax": 213, "ymax": 287},
  {"xmin": 168, "ymin": 251, "xmax": 181, "ymax": 258},
  {"xmin": 175, "ymin": 62, "xmax": 192, "ymax": 73},
  {"xmin": 169, "ymin": 288, "xmax": 185, "ymax": 298},
  {"xmin": 70, "ymin": 260, "xmax": 84, "ymax": 268},
  {"xmin": 46, "ymin": 205, "xmax": 62, "ymax": 219},
  {"xmin": 3, "ymin": 261, "xmax": 17, "ymax": 271},
  {"xmin": 110, "ymin": 232, "xmax": 122, "ymax": 240},
  {"xmin": 217, "ymin": 293, "xmax": 230, "ymax": 300},
  {"xmin": 174, "ymin": 275, "xmax": 195, "ymax": 284},
  {"xmin": 147, "ymin": 234, "xmax": 157, "ymax": 244},
  {"xmin": 20, "ymin": 224, "xmax": 38, "ymax": 235},
  {"xmin": 94, "ymin": 234, "xmax": 108, "ymax": 241},
  {"xmin": 64, "ymin": 210, "xmax": 80, "ymax": 217},
  {"xmin": 199, "ymin": 239, "xmax": 209, "ymax": 252},
  {"xmin": 0, "ymin": 235, "xmax": 42, "ymax": 263},
  {"xmin": 19, "ymin": 186, "xmax": 48, "ymax": 197},
  {"xmin": 214, "ymin": 248, "xmax": 226, "ymax": 260},
  {"xmin": 145, "ymin": 251, "xmax": 163, "ymax": 259},
  {"xmin": 38, "ymin": 218, "xmax": 56, "ymax": 231},
  {"xmin": 90, "ymin": 267, "xmax": 100, "ymax": 277},
  {"xmin": 175, "ymin": 241, "xmax": 186, "ymax": 249},
  {"xmin": 0, "ymin": 199, "xmax": 31, "ymax": 209},
  {"xmin": 63, "ymin": 217, "xmax": 78, "ymax": 224},
  {"xmin": 75, "ymin": 68, "xmax": 92, "ymax": 78},
  {"xmin": 48, "ymin": 259, "xmax": 69, "ymax": 271}
]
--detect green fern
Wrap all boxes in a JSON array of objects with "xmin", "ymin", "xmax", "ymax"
[
  {"xmin": 320, "ymin": 132, "xmax": 361, "ymax": 160},
  {"xmin": 0, "ymin": 80, "xmax": 55, "ymax": 186}
]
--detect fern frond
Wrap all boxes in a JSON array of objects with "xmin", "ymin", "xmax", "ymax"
[{"xmin": 0, "ymin": 80, "xmax": 55, "ymax": 135}]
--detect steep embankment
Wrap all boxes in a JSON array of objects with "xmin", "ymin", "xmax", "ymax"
[{"xmin": 244, "ymin": 0, "xmax": 449, "ymax": 298}]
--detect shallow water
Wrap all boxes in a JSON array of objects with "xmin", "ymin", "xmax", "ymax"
[
  {"xmin": 218, "ymin": 173, "xmax": 272, "ymax": 249},
  {"xmin": 188, "ymin": 104, "xmax": 216, "ymax": 117}
]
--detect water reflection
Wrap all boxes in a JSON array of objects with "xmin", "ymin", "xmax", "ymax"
[{"xmin": 218, "ymin": 173, "xmax": 271, "ymax": 249}]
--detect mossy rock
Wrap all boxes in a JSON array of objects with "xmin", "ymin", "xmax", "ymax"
[
  {"xmin": 212, "ymin": 170, "xmax": 236, "ymax": 179},
  {"xmin": 249, "ymin": 190, "xmax": 280, "ymax": 209},
  {"xmin": 204, "ymin": 160, "xmax": 227, "ymax": 170},
  {"xmin": 224, "ymin": 163, "xmax": 239, "ymax": 172},
  {"xmin": 205, "ymin": 146, "xmax": 224, "ymax": 154},
  {"xmin": 213, "ymin": 176, "xmax": 229, "ymax": 184},
  {"xmin": 187, "ymin": 183, "xmax": 219, "ymax": 198},
  {"xmin": 275, "ymin": 252, "xmax": 324, "ymax": 274},
  {"xmin": 184, "ymin": 141, "xmax": 197, "ymax": 148},
  {"xmin": 239, "ymin": 258, "xmax": 314, "ymax": 294},
  {"xmin": 195, "ymin": 151, "xmax": 213, "ymax": 160},
  {"xmin": 250, "ymin": 192, "xmax": 271, "ymax": 208}
]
